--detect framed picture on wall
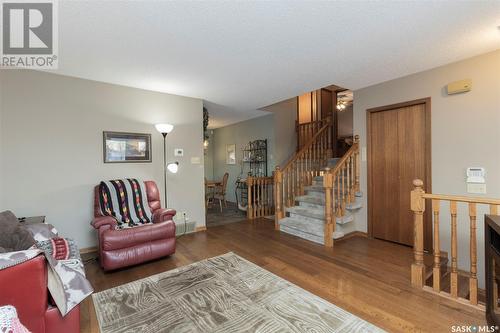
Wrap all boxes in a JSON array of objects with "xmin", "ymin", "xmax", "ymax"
[
  {"xmin": 226, "ymin": 144, "xmax": 236, "ymax": 165},
  {"xmin": 103, "ymin": 131, "xmax": 152, "ymax": 163}
]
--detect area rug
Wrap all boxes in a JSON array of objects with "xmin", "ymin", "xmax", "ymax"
[{"xmin": 92, "ymin": 252, "xmax": 384, "ymax": 333}]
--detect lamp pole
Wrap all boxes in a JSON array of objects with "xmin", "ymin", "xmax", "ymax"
[{"xmin": 162, "ymin": 132, "xmax": 168, "ymax": 208}]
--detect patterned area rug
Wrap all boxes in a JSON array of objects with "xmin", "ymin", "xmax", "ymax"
[{"xmin": 92, "ymin": 253, "xmax": 384, "ymax": 333}]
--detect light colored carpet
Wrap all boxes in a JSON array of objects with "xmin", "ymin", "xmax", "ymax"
[{"xmin": 92, "ymin": 252, "xmax": 385, "ymax": 333}]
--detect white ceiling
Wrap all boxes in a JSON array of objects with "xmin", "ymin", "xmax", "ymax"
[{"xmin": 53, "ymin": 1, "xmax": 500, "ymax": 128}]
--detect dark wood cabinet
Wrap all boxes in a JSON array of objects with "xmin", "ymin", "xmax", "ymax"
[{"xmin": 485, "ymin": 215, "xmax": 500, "ymax": 326}]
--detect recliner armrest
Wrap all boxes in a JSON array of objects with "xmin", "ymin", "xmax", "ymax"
[
  {"xmin": 152, "ymin": 209, "xmax": 176, "ymax": 223},
  {"xmin": 91, "ymin": 216, "xmax": 118, "ymax": 229}
]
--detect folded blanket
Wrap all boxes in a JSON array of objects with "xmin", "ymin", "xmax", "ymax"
[
  {"xmin": 98, "ymin": 179, "xmax": 153, "ymax": 229},
  {"xmin": 0, "ymin": 245, "xmax": 93, "ymax": 316}
]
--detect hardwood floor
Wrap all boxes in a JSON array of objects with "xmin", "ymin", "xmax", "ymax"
[{"xmin": 81, "ymin": 219, "xmax": 486, "ymax": 333}]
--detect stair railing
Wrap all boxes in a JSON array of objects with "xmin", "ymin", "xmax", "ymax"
[
  {"xmin": 411, "ymin": 179, "xmax": 500, "ymax": 308},
  {"xmin": 274, "ymin": 118, "xmax": 334, "ymax": 230},
  {"xmin": 296, "ymin": 117, "xmax": 333, "ymax": 151},
  {"xmin": 246, "ymin": 176, "xmax": 274, "ymax": 219},
  {"xmin": 322, "ymin": 135, "xmax": 360, "ymax": 246}
]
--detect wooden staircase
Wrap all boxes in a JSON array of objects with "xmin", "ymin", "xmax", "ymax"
[
  {"xmin": 278, "ymin": 158, "xmax": 363, "ymax": 244},
  {"xmin": 274, "ymin": 117, "xmax": 361, "ymax": 247}
]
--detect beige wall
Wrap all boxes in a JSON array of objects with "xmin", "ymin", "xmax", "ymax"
[
  {"xmin": 204, "ymin": 130, "xmax": 214, "ymax": 180},
  {"xmin": 212, "ymin": 114, "xmax": 275, "ymax": 203},
  {"xmin": 0, "ymin": 70, "xmax": 206, "ymax": 248},
  {"xmin": 353, "ymin": 49, "xmax": 500, "ymax": 287},
  {"xmin": 338, "ymin": 104, "xmax": 353, "ymax": 137},
  {"xmin": 263, "ymin": 97, "xmax": 297, "ymax": 167}
]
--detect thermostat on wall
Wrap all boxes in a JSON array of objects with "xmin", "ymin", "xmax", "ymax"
[
  {"xmin": 174, "ymin": 148, "xmax": 184, "ymax": 157},
  {"xmin": 466, "ymin": 167, "xmax": 486, "ymax": 194}
]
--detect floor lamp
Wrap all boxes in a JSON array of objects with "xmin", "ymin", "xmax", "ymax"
[{"xmin": 155, "ymin": 123, "xmax": 178, "ymax": 208}]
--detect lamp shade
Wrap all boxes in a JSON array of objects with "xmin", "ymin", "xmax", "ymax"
[
  {"xmin": 155, "ymin": 123, "xmax": 174, "ymax": 134},
  {"xmin": 167, "ymin": 162, "xmax": 179, "ymax": 174}
]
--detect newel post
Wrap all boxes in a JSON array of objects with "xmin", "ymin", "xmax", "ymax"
[
  {"xmin": 411, "ymin": 179, "xmax": 426, "ymax": 288},
  {"xmin": 247, "ymin": 176, "xmax": 254, "ymax": 220},
  {"xmin": 323, "ymin": 168, "xmax": 334, "ymax": 247},
  {"xmin": 274, "ymin": 167, "xmax": 283, "ymax": 230}
]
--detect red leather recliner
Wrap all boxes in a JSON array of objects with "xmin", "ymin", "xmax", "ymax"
[
  {"xmin": 0, "ymin": 256, "xmax": 80, "ymax": 333},
  {"xmin": 91, "ymin": 180, "xmax": 176, "ymax": 271}
]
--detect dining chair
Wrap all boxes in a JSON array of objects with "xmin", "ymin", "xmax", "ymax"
[{"xmin": 214, "ymin": 173, "xmax": 229, "ymax": 212}]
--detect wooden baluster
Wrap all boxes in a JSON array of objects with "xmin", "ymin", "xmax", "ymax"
[
  {"xmin": 295, "ymin": 162, "xmax": 298, "ymax": 199},
  {"xmin": 346, "ymin": 158, "xmax": 351, "ymax": 204},
  {"xmin": 263, "ymin": 179, "xmax": 267, "ymax": 217},
  {"xmin": 491, "ymin": 204, "xmax": 499, "ymax": 215},
  {"xmin": 450, "ymin": 200, "xmax": 458, "ymax": 298},
  {"xmin": 324, "ymin": 169, "xmax": 334, "ymax": 247},
  {"xmin": 469, "ymin": 202, "xmax": 478, "ymax": 305},
  {"xmin": 354, "ymin": 135, "xmax": 360, "ymax": 193},
  {"xmin": 261, "ymin": 179, "xmax": 265, "ymax": 217},
  {"xmin": 257, "ymin": 178, "xmax": 261, "ymax": 218},
  {"xmin": 264, "ymin": 179, "xmax": 268, "ymax": 217},
  {"xmin": 247, "ymin": 176, "xmax": 253, "ymax": 220},
  {"xmin": 432, "ymin": 199, "xmax": 441, "ymax": 292},
  {"xmin": 274, "ymin": 167, "xmax": 283, "ymax": 229},
  {"xmin": 350, "ymin": 155, "xmax": 355, "ymax": 202},
  {"xmin": 299, "ymin": 154, "xmax": 304, "ymax": 195},
  {"xmin": 264, "ymin": 180, "xmax": 270, "ymax": 216},
  {"xmin": 341, "ymin": 165, "xmax": 346, "ymax": 215},
  {"xmin": 335, "ymin": 170, "xmax": 342, "ymax": 217},
  {"xmin": 411, "ymin": 179, "xmax": 426, "ymax": 288},
  {"xmin": 287, "ymin": 168, "xmax": 292, "ymax": 207}
]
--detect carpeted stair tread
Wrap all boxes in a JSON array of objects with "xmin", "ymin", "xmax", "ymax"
[
  {"xmin": 285, "ymin": 206, "xmax": 354, "ymax": 225},
  {"xmin": 296, "ymin": 195, "xmax": 325, "ymax": 206},
  {"xmin": 285, "ymin": 206, "xmax": 325, "ymax": 221},
  {"xmin": 279, "ymin": 217, "xmax": 325, "ymax": 244}
]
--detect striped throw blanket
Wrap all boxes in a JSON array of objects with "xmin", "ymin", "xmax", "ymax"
[{"xmin": 98, "ymin": 179, "xmax": 153, "ymax": 229}]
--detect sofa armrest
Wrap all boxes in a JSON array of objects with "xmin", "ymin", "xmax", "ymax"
[
  {"xmin": 0, "ymin": 256, "xmax": 48, "ymax": 333},
  {"xmin": 91, "ymin": 216, "xmax": 117, "ymax": 229},
  {"xmin": 152, "ymin": 209, "xmax": 176, "ymax": 223}
]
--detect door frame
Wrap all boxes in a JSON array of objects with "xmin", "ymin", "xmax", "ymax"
[{"xmin": 366, "ymin": 97, "xmax": 432, "ymax": 250}]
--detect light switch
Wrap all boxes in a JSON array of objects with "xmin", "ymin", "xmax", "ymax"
[
  {"xmin": 191, "ymin": 157, "xmax": 201, "ymax": 164},
  {"xmin": 174, "ymin": 148, "xmax": 184, "ymax": 157},
  {"xmin": 467, "ymin": 183, "xmax": 486, "ymax": 194}
]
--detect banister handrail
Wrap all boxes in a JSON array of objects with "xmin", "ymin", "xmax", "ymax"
[
  {"xmin": 282, "ymin": 119, "xmax": 331, "ymax": 172},
  {"xmin": 421, "ymin": 193, "xmax": 500, "ymax": 205},
  {"xmin": 296, "ymin": 115, "xmax": 332, "ymax": 128}
]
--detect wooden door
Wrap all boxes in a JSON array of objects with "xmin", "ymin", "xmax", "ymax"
[
  {"xmin": 370, "ymin": 109, "xmax": 401, "ymax": 243},
  {"xmin": 368, "ymin": 99, "xmax": 431, "ymax": 248},
  {"xmin": 321, "ymin": 89, "xmax": 332, "ymax": 119}
]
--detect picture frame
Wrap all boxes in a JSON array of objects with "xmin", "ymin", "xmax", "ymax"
[
  {"xmin": 226, "ymin": 144, "xmax": 236, "ymax": 165},
  {"xmin": 103, "ymin": 131, "xmax": 152, "ymax": 163}
]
